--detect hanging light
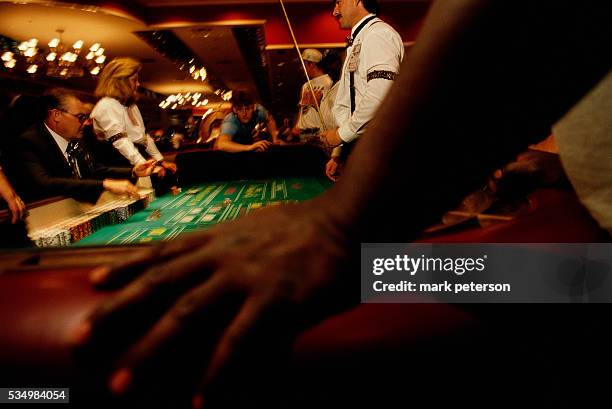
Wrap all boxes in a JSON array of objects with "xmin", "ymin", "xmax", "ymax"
[
  {"xmin": 160, "ymin": 92, "xmax": 213, "ymax": 110},
  {"xmin": 2, "ymin": 29, "xmax": 108, "ymax": 78},
  {"xmin": 24, "ymin": 47, "xmax": 37, "ymax": 58},
  {"xmin": 3, "ymin": 50, "xmax": 18, "ymax": 69}
]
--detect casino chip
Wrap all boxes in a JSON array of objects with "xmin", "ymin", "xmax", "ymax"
[{"xmin": 147, "ymin": 209, "xmax": 162, "ymax": 221}]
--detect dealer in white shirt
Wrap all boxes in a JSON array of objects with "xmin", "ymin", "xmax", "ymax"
[{"xmin": 321, "ymin": 0, "xmax": 404, "ymax": 179}]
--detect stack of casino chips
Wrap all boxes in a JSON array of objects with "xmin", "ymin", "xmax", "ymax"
[{"xmin": 29, "ymin": 190, "xmax": 156, "ymax": 247}]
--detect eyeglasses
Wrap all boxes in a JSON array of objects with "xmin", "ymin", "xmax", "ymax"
[{"xmin": 57, "ymin": 109, "xmax": 88, "ymax": 124}]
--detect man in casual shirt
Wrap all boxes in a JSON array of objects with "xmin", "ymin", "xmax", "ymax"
[
  {"xmin": 321, "ymin": 0, "xmax": 404, "ymax": 179},
  {"xmin": 216, "ymin": 90, "xmax": 280, "ymax": 153},
  {"xmin": 293, "ymin": 49, "xmax": 334, "ymax": 139},
  {"xmin": 12, "ymin": 89, "xmax": 155, "ymax": 203}
]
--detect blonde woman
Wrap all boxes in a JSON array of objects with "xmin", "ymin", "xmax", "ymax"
[{"xmin": 91, "ymin": 57, "xmax": 177, "ymax": 175}]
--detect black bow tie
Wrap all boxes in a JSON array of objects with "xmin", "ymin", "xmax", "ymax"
[{"xmin": 346, "ymin": 36, "xmax": 353, "ymax": 47}]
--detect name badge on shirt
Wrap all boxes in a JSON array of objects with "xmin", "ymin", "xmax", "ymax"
[{"xmin": 348, "ymin": 42, "xmax": 361, "ymax": 72}]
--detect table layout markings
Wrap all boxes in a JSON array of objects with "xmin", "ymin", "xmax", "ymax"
[
  {"xmin": 234, "ymin": 184, "xmax": 247, "ymax": 201},
  {"xmin": 106, "ymin": 229, "xmax": 134, "ymax": 245},
  {"xmin": 74, "ymin": 177, "xmax": 330, "ymax": 246},
  {"xmin": 201, "ymin": 184, "xmax": 227, "ymax": 207},
  {"xmin": 164, "ymin": 226, "xmax": 187, "ymax": 241}
]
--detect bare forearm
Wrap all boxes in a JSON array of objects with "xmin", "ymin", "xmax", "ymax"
[
  {"xmin": 267, "ymin": 116, "xmax": 279, "ymax": 143},
  {"xmin": 216, "ymin": 137, "xmax": 252, "ymax": 153}
]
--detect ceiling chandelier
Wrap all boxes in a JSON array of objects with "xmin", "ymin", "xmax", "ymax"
[
  {"xmin": 214, "ymin": 89, "xmax": 233, "ymax": 101},
  {"xmin": 1, "ymin": 29, "xmax": 107, "ymax": 78},
  {"xmin": 159, "ymin": 92, "xmax": 209, "ymax": 110}
]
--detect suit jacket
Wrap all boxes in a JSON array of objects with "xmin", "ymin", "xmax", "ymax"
[{"xmin": 11, "ymin": 123, "xmax": 134, "ymax": 203}]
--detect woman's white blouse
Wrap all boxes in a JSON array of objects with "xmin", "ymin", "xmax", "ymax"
[{"xmin": 92, "ymin": 97, "xmax": 163, "ymax": 165}]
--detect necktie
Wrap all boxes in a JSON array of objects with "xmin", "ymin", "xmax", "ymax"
[{"xmin": 66, "ymin": 141, "xmax": 81, "ymax": 179}]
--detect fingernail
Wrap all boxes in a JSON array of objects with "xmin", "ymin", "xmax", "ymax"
[
  {"xmin": 89, "ymin": 266, "xmax": 110, "ymax": 284},
  {"xmin": 68, "ymin": 321, "xmax": 91, "ymax": 345},
  {"xmin": 109, "ymin": 368, "xmax": 132, "ymax": 395},
  {"xmin": 192, "ymin": 394, "xmax": 204, "ymax": 409}
]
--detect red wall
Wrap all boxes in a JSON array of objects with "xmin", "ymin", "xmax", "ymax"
[
  {"xmin": 72, "ymin": 0, "xmax": 430, "ymax": 45},
  {"xmin": 92, "ymin": 1, "xmax": 429, "ymax": 45}
]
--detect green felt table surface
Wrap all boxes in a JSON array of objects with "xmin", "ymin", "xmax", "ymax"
[{"xmin": 76, "ymin": 177, "xmax": 331, "ymax": 246}]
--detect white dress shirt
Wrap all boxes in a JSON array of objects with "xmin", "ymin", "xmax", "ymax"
[
  {"xmin": 45, "ymin": 123, "xmax": 70, "ymax": 162},
  {"xmin": 92, "ymin": 97, "xmax": 163, "ymax": 165},
  {"xmin": 45, "ymin": 123, "xmax": 82, "ymax": 177},
  {"xmin": 333, "ymin": 14, "xmax": 404, "ymax": 143}
]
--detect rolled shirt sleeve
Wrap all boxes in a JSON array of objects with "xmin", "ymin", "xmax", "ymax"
[
  {"xmin": 220, "ymin": 115, "xmax": 240, "ymax": 139},
  {"xmin": 91, "ymin": 98, "xmax": 125, "ymax": 139}
]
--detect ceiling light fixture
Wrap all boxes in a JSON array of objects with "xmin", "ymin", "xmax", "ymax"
[
  {"xmin": 160, "ymin": 92, "xmax": 210, "ymax": 110},
  {"xmin": 1, "ymin": 29, "xmax": 107, "ymax": 78}
]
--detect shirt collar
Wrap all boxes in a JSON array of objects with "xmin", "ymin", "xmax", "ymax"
[
  {"xmin": 351, "ymin": 13, "xmax": 376, "ymax": 38},
  {"xmin": 44, "ymin": 123, "xmax": 70, "ymax": 159}
]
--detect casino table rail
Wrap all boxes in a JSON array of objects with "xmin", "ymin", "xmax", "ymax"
[{"xmin": 174, "ymin": 144, "xmax": 329, "ymax": 184}]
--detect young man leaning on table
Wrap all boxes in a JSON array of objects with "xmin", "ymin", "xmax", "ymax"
[{"xmin": 215, "ymin": 89, "xmax": 281, "ymax": 153}]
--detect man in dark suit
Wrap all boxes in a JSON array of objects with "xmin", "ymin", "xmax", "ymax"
[{"xmin": 11, "ymin": 88, "xmax": 155, "ymax": 203}]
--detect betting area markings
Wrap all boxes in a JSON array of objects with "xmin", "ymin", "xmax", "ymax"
[{"xmin": 75, "ymin": 177, "xmax": 331, "ymax": 246}]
